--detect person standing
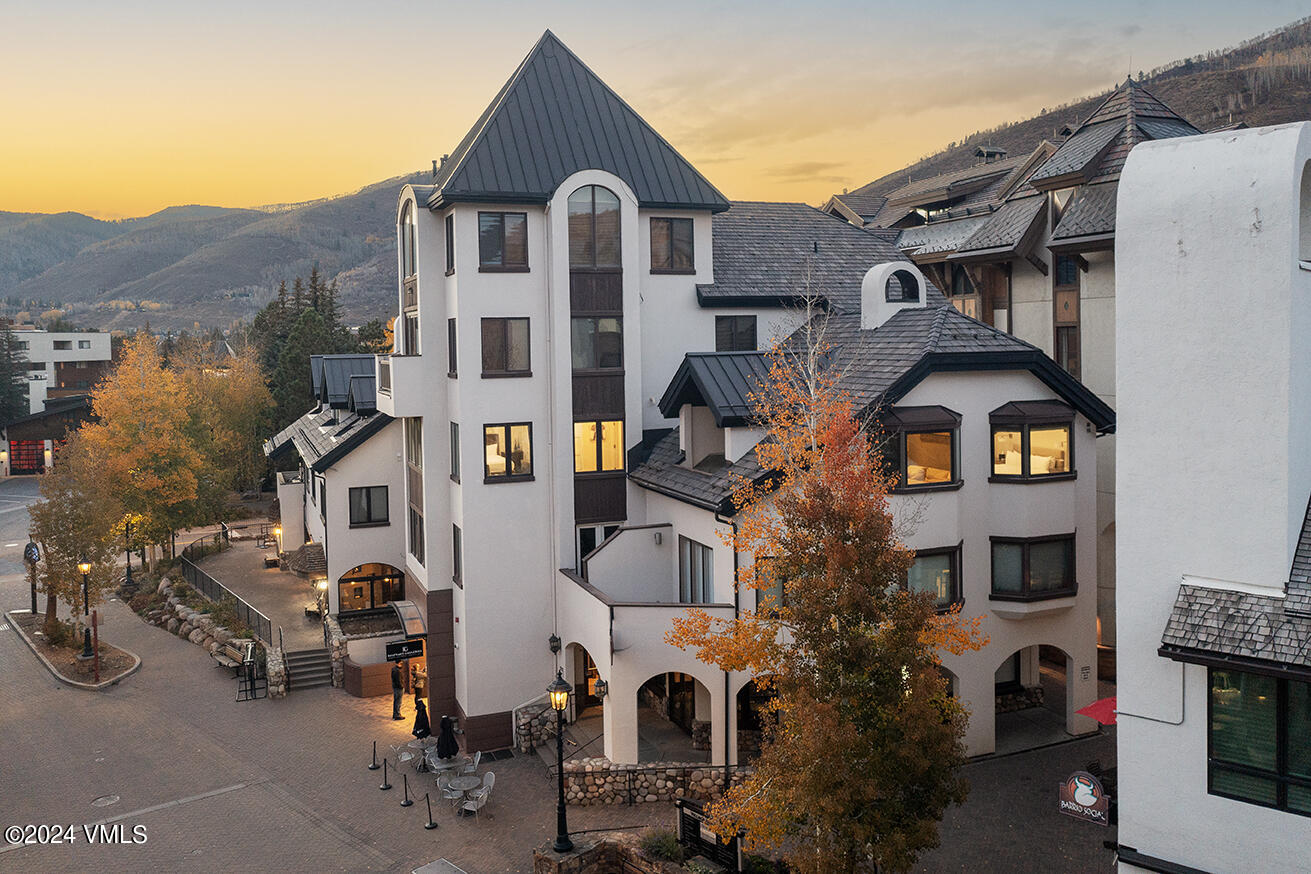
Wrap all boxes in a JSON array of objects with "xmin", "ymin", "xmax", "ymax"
[{"xmin": 391, "ymin": 662, "xmax": 403, "ymax": 720}]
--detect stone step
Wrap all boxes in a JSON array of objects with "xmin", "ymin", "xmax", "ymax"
[
  {"xmin": 288, "ymin": 665, "xmax": 331, "ymax": 680},
  {"xmin": 291, "ymin": 676, "xmax": 332, "ymax": 690}
]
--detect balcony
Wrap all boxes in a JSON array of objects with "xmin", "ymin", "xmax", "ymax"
[{"xmin": 374, "ymin": 354, "xmax": 427, "ymax": 418}]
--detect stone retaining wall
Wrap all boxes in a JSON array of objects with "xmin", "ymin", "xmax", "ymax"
[
  {"xmin": 516, "ymin": 699, "xmax": 554, "ymax": 753},
  {"xmin": 141, "ymin": 578, "xmax": 277, "ymax": 694},
  {"xmin": 995, "ymin": 685, "xmax": 1045, "ymax": 714},
  {"xmin": 325, "ymin": 616, "xmax": 346, "ymax": 688},
  {"xmin": 562, "ymin": 757, "xmax": 748, "ymax": 806},
  {"xmin": 690, "ymin": 720, "xmax": 710, "ymax": 751},
  {"xmin": 266, "ymin": 648, "xmax": 287, "ymax": 698}
]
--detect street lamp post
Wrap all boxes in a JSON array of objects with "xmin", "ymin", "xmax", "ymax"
[
  {"xmin": 124, "ymin": 520, "xmax": 132, "ymax": 586},
  {"xmin": 548, "ymin": 669, "xmax": 574, "ymax": 853},
  {"xmin": 78, "ymin": 557, "xmax": 93, "ymax": 660}
]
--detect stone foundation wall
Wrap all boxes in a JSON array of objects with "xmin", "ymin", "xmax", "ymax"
[
  {"xmin": 995, "ymin": 685, "xmax": 1045, "ymax": 714},
  {"xmin": 326, "ymin": 616, "xmax": 346, "ymax": 688},
  {"xmin": 266, "ymin": 648, "xmax": 287, "ymax": 698},
  {"xmin": 562, "ymin": 757, "xmax": 748, "ymax": 806},
  {"xmin": 690, "ymin": 720, "xmax": 711, "ymax": 751},
  {"xmin": 737, "ymin": 729, "xmax": 762, "ymax": 755},
  {"xmin": 516, "ymin": 699, "xmax": 553, "ymax": 753}
]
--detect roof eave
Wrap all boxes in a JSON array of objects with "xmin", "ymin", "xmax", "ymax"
[
  {"xmin": 1048, "ymin": 232, "xmax": 1115, "ymax": 254},
  {"xmin": 695, "ymin": 288, "xmax": 831, "ymax": 310}
]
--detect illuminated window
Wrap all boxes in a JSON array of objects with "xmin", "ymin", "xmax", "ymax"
[
  {"xmin": 483, "ymin": 423, "xmax": 533, "ymax": 480},
  {"xmin": 880, "ymin": 406, "xmax": 960, "ymax": 489},
  {"xmin": 573, "ymin": 420, "xmax": 624, "ymax": 473},
  {"xmin": 989, "ymin": 401, "xmax": 1074, "ymax": 479}
]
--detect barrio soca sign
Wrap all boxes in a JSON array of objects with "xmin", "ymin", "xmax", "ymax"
[{"xmin": 1058, "ymin": 771, "xmax": 1109, "ymax": 826}]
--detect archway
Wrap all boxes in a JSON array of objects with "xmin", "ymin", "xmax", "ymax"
[
  {"xmin": 637, "ymin": 672, "xmax": 712, "ymax": 763},
  {"xmin": 560, "ymin": 642, "xmax": 606, "ymax": 761},
  {"xmin": 336, "ymin": 563, "xmax": 404, "ymax": 614},
  {"xmin": 735, "ymin": 677, "xmax": 777, "ymax": 763},
  {"xmin": 993, "ymin": 644, "xmax": 1075, "ymax": 756}
]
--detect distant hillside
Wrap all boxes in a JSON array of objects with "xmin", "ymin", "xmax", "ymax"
[
  {"xmin": 5, "ymin": 174, "xmax": 425, "ymax": 331},
  {"xmin": 846, "ymin": 16, "xmax": 1311, "ymax": 199}
]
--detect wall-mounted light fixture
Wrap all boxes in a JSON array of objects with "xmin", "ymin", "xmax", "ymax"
[
  {"xmin": 548, "ymin": 633, "xmax": 561, "ymax": 654},
  {"xmin": 654, "ymin": 531, "xmax": 662, "ymax": 545},
  {"xmin": 594, "ymin": 678, "xmax": 608, "ymax": 700}
]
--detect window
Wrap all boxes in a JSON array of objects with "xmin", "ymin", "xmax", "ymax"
[
  {"xmin": 449, "ymin": 421, "xmax": 460, "ymax": 483},
  {"xmin": 452, "ymin": 525, "xmax": 463, "ymax": 588},
  {"xmin": 907, "ymin": 545, "xmax": 961, "ymax": 610},
  {"xmin": 679, "ymin": 536, "xmax": 713, "ymax": 603},
  {"xmin": 715, "ymin": 316, "xmax": 757, "ymax": 352},
  {"xmin": 885, "ymin": 269, "xmax": 921, "ymax": 303},
  {"xmin": 480, "ymin": 318, "xmax": 530, "ymax": 375},
  {"xmin": 755, "ymin": 556, "xmax": 787, "ymax": 615},
  {"xmin": 445, "ymin": 213, "xmax": 455, "ymax": 274},
  {"xmin": 53, "ymin": 340, "xmax": 71, "ymax": 350},
  {"xmin": 947, "ymin": 265, "xmax": 981, "ymax": 321},
  {"xmin": 573, "ymin": 420, "xmax": 624, "ymax": 473},
  {"xmin": 14, "ymin": 341, "xmax": 27, "ymax": 351},
  {"xmin": 405, "ymin": 418, "xmax": 423, "ymax": 470},
  {"xmin": 77, "ymin": 340, "xmax": 91, "ymax": 349},
  {"xmin": 576, "ymin": 523, "xmax": 621, "ymax": 570},
  {"xmin": 1054, "ymin": 254, "xmax": 1080, "ymax": 378},
  {"xmin": 337, "ymin": 564, "xmax": 404, "ymax": 613},
  {"xmin": 400, "ymin": 202, "xmax": 417, "ymax": 278},
  {"xmin": 403, "ymin": 314, "xmax": 418, "ymax": 355},
  {"xmin": 568, "ymin": 185, "xmax": 621, "ymax": 269},
  {"xmin": 408, "ymin": 507, "xmax": 425, "ymax": 564},
  {"xmin": 318, "ymin": 479, "xmax": 327, "ymax": 520},
  {"xmin": 882, "ymin": 406, "xmax": 960, "ymax": 489},
  {"xmin": 990, "ymin": 535, "xmax": 1075, "ymax": 600},
  {"xmin": 478, "ymin": 212, "xmax": 528, "ymax": 270},
  {"xmin": 571, "ymin": 317, "xmax": 622, "ymax": 369},
  {"xmin": 483, "ymin": 423, "xmax": 533, "ymax": 480},
  {"xmin": 650, "ymin": 217, "xmax": 694, "ymax": 272},
  {"xmin": 1209, "ymin": 668, "xmax": 1311, "ymax": 816},
  {"xmin": 348, "ymin": 486, "xmax": 389, "ymax": 527},
  {"xmin": 447, "ymin": 318, "xmax": 457, "ymax": 376},
  {"xmin": 989, "ymin": 402, "xmax": 1074, "ymax": 479}
]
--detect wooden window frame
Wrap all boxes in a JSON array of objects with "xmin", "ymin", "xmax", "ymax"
[
  {"xmin": 1207, "ymin": 667, "xmax": 1311, "ymax": 818},
  {"xmin": 989, "ymin": 534, "xmax": 1076, "ymax": 601},
  {"xmin": 477, "ymin": 211, "xmax": 529, "ymax": 272},
  {"xmin": 347, "ymin": 485, "xmax": 390, "ymax": 528},
  {"xmin": 714, "ymin": 315, "xmax": 757, "ymax": 352},
  {"xmin": 573, "ymin": 419, "xmax": 625, "ymax": 474},
  {"xmin": 480, "ymin": 317, "xmax": 532, "ymax": 377},
  {"xmin": 482, "ymin": 422, "xmax": 534, "ymax": 483},
  {"xmin": 650, "ymin": 216, "xmax": 695, "ymax": 274},
  {"xmin": 1053, "ymin": 253, "xmax": 1081, "ymax": 378}
]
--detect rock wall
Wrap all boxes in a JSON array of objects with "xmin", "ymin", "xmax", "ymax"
[
  {"xmin": 516, "ymin": 699, "xmax": 554, "ymax": 753},
  {"xmin": 141, "ymin": 577, "xmax": 273, "ymax": 691},
  {"xmin": 690, "ymin": 720, "xmax": 711, "ymax": 751},
  {"xmin": 995, "ymin": 685, "xmax": 1045, "ymax": 714},
  {"xmin": 562, "ymin": 757, "xmax": 748, "ymax": 806},
  {"xmin": 326, "ymin": 616, "xmax": 347, "ymax": 688},
  {"xmin": 266, "ymin": 648, "xmax": 287, "ymax": 698}
]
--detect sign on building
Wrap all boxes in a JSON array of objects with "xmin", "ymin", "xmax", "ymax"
[
  {"xmin": 385, "ymin": 639, "xmax": 424, "ymax": 662},
  {"xmin": 1058, "ymin": 771, "xmax": 1110, "ymax": 826}
]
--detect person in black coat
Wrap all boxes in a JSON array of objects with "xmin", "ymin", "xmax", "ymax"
[
  {"xmin": 412, "ymin": 698, "xmax": 431, "ymax": 739},
  {"xmin": 435, "ymin": 715, "xmax": 460, "ymax": 760},
  {"xmin": 391, "ymin": 663, "xmax": 403, "ymax": 720}
]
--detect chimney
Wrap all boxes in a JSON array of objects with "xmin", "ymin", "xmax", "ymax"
[{"xmin": 860, "ymin": 261, "xmax": 928, "ymax": 331}]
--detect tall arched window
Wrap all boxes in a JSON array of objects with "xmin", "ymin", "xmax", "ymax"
[
  {"xmin": 400, "ymin": 202, "xmax": 417, "ymax": 278},
  {"xmin": 568, "ymin": 185, "xmax": 621, "ymax": 269}
]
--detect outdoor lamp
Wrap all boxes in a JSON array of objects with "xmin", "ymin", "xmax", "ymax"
[
  {"xmin": 78, "ymin": 556, "xmax": 93, "ymax": 660},
  {"xmin": 273, "ymin": 526, "xmax": 282, "ymax": 537},
  {"xmin": 546, "ymin": 669, "xmax": 573, "ymax": 853},
  {"xmin": 316, "ymin": 579, "xmax": 328, "ymax": 590},
  {"xmin": 77, "ymin": 559, "xmax": 92, "ymax": 575},
  {"xmin": 548, "ymin": 633, "xmax": 561, "ymax": 654},
  {"xmin": 594, "ymin": 678, "xmax": 608, "ymax": 700}
]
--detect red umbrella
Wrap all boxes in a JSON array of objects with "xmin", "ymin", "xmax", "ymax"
[{"xmin": 1076, "ymin": 696, "xmax": 1117, "ymax": 725}]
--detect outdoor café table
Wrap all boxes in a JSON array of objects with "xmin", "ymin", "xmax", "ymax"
[{"xmin": 447, "ymin": 775, "xmax": 483, "ymax": 816}]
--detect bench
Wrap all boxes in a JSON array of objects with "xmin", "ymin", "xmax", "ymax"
[
  {"xmin": 263, "ymin": 555, "xmax": 280, "ymax": 569},
  {"xmin": 212, "ymin": 639, "xmax": 255, "ymax": 677},
  {"xmin": 305, "ymin": 602, "xmax": 323, "ymax": 620}
]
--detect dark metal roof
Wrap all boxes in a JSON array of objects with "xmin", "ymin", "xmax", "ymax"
[
  {"xmin": 955, "ymin": 195, "xmax": 1046, "ymax": 257},
  {"xmin": 348, "ymin": 374, "xmax": 376, "ymax": 414},
  {"xmin": 696, "ymin": 201, "xmax": 942, "ymax": 313},
  {"xmin": 263, "ymin": 407, "xmax": 393, "ymax": 473},
  {"xmin": 658, "ymin": 352, "xmax": 772, "ymax": 426},
  {"xmin": 316, "ymin": 355, "xmax": 378, "ymax": 408},
  {"xmin": 425, "ymin": 31, "xmax": 728, "ymax": 213},
  {"xmin": 989, "ymin": 399, "xmax": 1074, "ymax": 424},
  {"xmin": 1051, "ymin": 182, "xmax": 1118, "ymax": 242}
]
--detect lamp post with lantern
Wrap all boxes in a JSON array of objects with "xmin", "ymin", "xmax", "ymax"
[
  {"xmin": 548, "ymin": 669, "xmax": 574, "ymax": 853},
  {"xmin": 77, "ymin": 557, "xmax": 93, "ymax": 660}
]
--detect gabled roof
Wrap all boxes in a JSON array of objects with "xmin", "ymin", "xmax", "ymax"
[
  {"xmin": 953, "ymin": 195, "xmax": 1047, "ymax": 260},
  {"xmin": 696, "ymin": 201, "xmax": 942, "ymax": 312},
  {"xmin": 884, "ymin": 155, "xmax": 1026, "ymax": 209},
  {"xmin": 424, "ymin": 31, "xmax": 728, "ymax": 213},
  {"xmin": 658, "ymin": 352, "xmax": 773, "ymax": 426},
  {"xmin": 822, "ymin": 192, "xmax": 888, "ymax": 225},
  {"xmin": 315, "ymin": 355, "xmax": 377, "ymax": 408},
  {"xmin": 627, "ymin": 427, "xmax": 768, "ymax": 514},
  {"xmin": 1050, "ymin": 182, "xmax": 1119, "ymax": 247},
  {"xmin": 897, "ymin": 215, "xmax": 992, "ymax": 261},
  {"xmin": 347, "ymin": 374, "xmax": 376, "ymax": 414},
  {"xmin": 263, "ymin": 407, "xmax": 393, "ymax": 473}
]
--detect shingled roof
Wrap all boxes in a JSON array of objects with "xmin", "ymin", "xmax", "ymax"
[
  {"xmin": 954, "ymin": 195, "xmax": 1047, "ymax": 259},
  {"xmin": 696, "ymin": 202, "xmax": 938, "ymax": 312},
  {"xmin": 263, "ymin": 407, "xmax": 393, "ymax": 473},
  {"xmin": 628, "ymin": 429, "xmax": 769, "ymax": 513},
  {"xmin": 424, "ymin": 31, "xmax": 728, "ymax": 213},
  {"xmin": 1050, "ymin": 182, "xmax": 1118, "ymax": 247}
]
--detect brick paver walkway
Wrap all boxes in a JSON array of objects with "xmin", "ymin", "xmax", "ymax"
[{"xmin": 193, "ymin": 537, "xmax": 324, "ymax": 650}]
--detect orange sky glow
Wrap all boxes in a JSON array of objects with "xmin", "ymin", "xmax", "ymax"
[{"xmin": 2, "ymin": 1, "xmax": 1305, "ymax": 219}]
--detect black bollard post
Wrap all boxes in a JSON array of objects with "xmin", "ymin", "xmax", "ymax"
[
  {"xmin": 368, "ymin": 740, "xmax": 380, "ymax": 771},
  {"xmin": 423, "ymin": 793, "xmax": 438, "ymax": 830},
  {"xmin": 379, "ymin": 758, "xmax": 392, "ymax": 791},
  {"xmin": 401, "ymin": 772, "xmax": 413, "ymax": 807}
]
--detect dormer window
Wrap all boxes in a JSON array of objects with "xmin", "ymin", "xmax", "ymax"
[
  {"xmin": 880, "ymin": 405, "xmax": 961, "ymax": 491},
  {"xmin": 885, "ymin": 269, "xmax": 921, "ymax": 303}
]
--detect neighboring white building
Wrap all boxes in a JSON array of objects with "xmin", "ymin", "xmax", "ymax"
[
  {"xmin": 10, "ymin": 327, "xmax": 114, "ymax": 416},
  {"xmin": 373, "ymin": 30, "xmax": 1113, "ymax": 757},
  {"xmin": 1115, "ymin": 123, "xmax": 1311, "ymax": 872}
]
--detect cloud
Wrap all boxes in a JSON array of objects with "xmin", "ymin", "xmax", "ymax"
[{"xmin": 765, "ymin": 161, "xmax": 849, "ymax": 184}]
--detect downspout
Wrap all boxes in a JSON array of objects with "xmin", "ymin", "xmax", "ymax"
[
  {"xmin": 545, "ymin": 200, "xmax": 562, "ymax": 674},
  {"xmin": 717, "ymin": 508, "xmax": 739, "ymax": 785}
]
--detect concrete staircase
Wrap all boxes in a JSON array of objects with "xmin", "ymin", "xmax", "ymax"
[{"xmin": 284, "ymin": 648, "xmax": 332, "ymax": 691}]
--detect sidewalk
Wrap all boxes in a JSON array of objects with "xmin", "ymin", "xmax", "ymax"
[{"xmin": 193, "ymin": 538, "xmax": 324, "ymax": 650}]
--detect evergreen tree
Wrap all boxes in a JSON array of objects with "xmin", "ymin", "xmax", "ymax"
[
  {"xmin": 291, "ymin": 277, "xmax": 307, "ymax": 313},
  {"xmin": 356, "ymin": 319, "xmax": 390, "ymax": 354},
  {"xmin": 307, "ymin": 264, "xmax": 323, "ymax": 314},
  {"xmin": 272, "ymin": 308, "xmax": 333, "ymax": 430},
  {"xmin": 0, "ymin": 324, "xmax": 29, "ymax": 424}
]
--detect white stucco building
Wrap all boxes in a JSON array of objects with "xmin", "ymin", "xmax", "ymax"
[
  {"xmin": 1115, "ymin": 122, "xmax": 1311, "ymax": 871},
  {"xmin": 12, "ymin": 327, "xmax": 114, "ymax": 415},
  {"xmin": 367, "ymin": 30, "xmax": 1112, "ymax": 758}
]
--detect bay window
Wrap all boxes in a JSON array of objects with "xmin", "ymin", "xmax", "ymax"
[
  {"xmin": 990, "ymin": 401, "xmax": 1074, "ymax": 479},
  {"xmin": 881, "ymin": 406, "xmax": 961, "ymax": 489},
  {"xmin": 907, "ymin": 545, "xmax": 961, "ymax": 610},
  {"xmin": 991, "ymin": 535, "xmax": 1075, "ymax": 600}
]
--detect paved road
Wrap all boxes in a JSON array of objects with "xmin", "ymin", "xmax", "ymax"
[{"xmin": 0, "ymin": 475, "xmax": 1118, "ymax": 873}]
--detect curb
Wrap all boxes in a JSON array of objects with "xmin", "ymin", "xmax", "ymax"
[{"xmin": 4, "ymin": 609, "xmax": 142, "ymax": 691}]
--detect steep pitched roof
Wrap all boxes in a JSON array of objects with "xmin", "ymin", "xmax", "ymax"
[
  {"xmin": 897, "ymin": 215, "xmax": 992, "ymax": 260},
  {"xmin": 1050, "ymin": 182, "xmax": 1119, "ymax": 245},
  {"xmin": 424, "ymin": 31, "xmax": 728, "ymax": 213},
  {"xmin": 316, "ymin": 355, "xmax": 377, "ymax": 408},
  {"xmin": 263, "ymin": 407, "xmax": 393, "ymax": 473},
  {"xmin": 696, "ymin": 202, "xmax": 942, "ymax": 312},
  {"xmin": 954, "ymin": 195, "xmax": 1047, "ymax": 259},
  {"xmin": 347, "ymin": 374, "xmax": 376, "ymax": 414},
  {"xmin": 659, "ymin": 352, "xmax": 773, "ymax": 425},
  {"xmin": 627, "ymin": 428, "xmax": 768, "ymax": 514}
]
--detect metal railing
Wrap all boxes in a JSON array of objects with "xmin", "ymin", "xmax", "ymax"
[{"xmin": 177, "ymin": 529, "xmax": 273, "ymax": 644}]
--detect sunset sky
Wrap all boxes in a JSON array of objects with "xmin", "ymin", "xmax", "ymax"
[{"xmin": 4, "ymin": 0, "xmax": 1308, "ymax": 219}]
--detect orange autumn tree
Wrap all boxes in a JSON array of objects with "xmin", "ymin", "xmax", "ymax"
[{"xmin": 666, "ymin": 311, "xmax": 988, "ymax": 874}]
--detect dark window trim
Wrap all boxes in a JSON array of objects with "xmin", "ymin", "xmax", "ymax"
[
  {"xmin": 400, "ymin": 201, "xmax": 417, "ymax": 280},
  {"xmin": 477, "ymin": 211, "xmax": 529, "ymax": 271},
  {"xmin": 1206, "ymin": 666, "xmax": 1311, "ymax": 818},
  {"xmin": 569, "ymin": 185, "xmax": 621, "ymax": 270},
  {"xmin": 907, "ymin": 542, "xmax": 963, "ymax": 612},
  {"xmin": 347, "ymin": 485, "xmax": 390, "ymax": 527},
  {"xmin": 444, "ymin": 213, "xmax": 455, "ymax": 275},
  {"xmin": 452, "ymin": 524, "xmax": 463, "ymax": 588},
  {"xmin": 887, "ymin": 427, "xmax": 962, "ymax": 491},
  {"xmin": 573, "ymin": 418, "xmax": 626, "ymax": 474},
  {"xmin": 989, "ymin": 421, "xmax": 1076, "ymax": 481},
  {"xmin": 678, "ymin": 535, "xmax": 714, "ymax": 604},
  {"xmin": 449, "ymin": 421, "xmax": 460, "ymax": 485},
  {"xmin": 407, "ymin": 506, "xmax": 425, "ymax": 566},
  {"xmin": 570, "ymin": 316, "xmax": 624, "ymax": 371},
  {"xmin": 988, "ymin": 533, "xmax": 1077, "ymax": 601},
  {"xmin": 480, "ymin": 317, "xmax": 532, "ymax": 377},
  {"xmin": 650, "ymin": 216, "xmax": 695, "ymax": 273},
  {"xmin": 482, "ymin": 421, "xmax": 534, "ymax": 483},
  {"xmin": 447, "ymin": 318, "xmax": 457, "ymax": 378},
  {"xmin": 714, "ymin": 315, "xmax": 757, "ymax": 352}
]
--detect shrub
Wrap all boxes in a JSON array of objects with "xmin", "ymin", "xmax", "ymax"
[
  {"xmin": 43, "ymin": 617, "xmax": 76, "ymax": 648},
  {"xmin": 640, "ymin": 829, "xmax": 684, "ymax": 864},
  {"xmin": 745, "ymin": 855, "xmax": 786, "ymax": 874},
  {"xmin": 684, "ymin": 861, "xmax": 716, "ymax": 874}
]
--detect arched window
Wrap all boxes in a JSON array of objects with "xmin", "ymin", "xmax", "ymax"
[
  {"xmin": 568, "ymin": 185, "xmax": 621, "ymax": 269},
  {"xmin": 400, "ymin": 202, "xmax": 416, "ymax": 278},
  {"xmin": 1300, "ymin": 160, "xmax": 1311, "ymax": 265},
  {"xmin": 885, "ymin": 268, "xmax": 921, "ymax": 303},
  {"xmin": 950, "ymin": 264, "xmax": 974, "ymax": 296}
]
